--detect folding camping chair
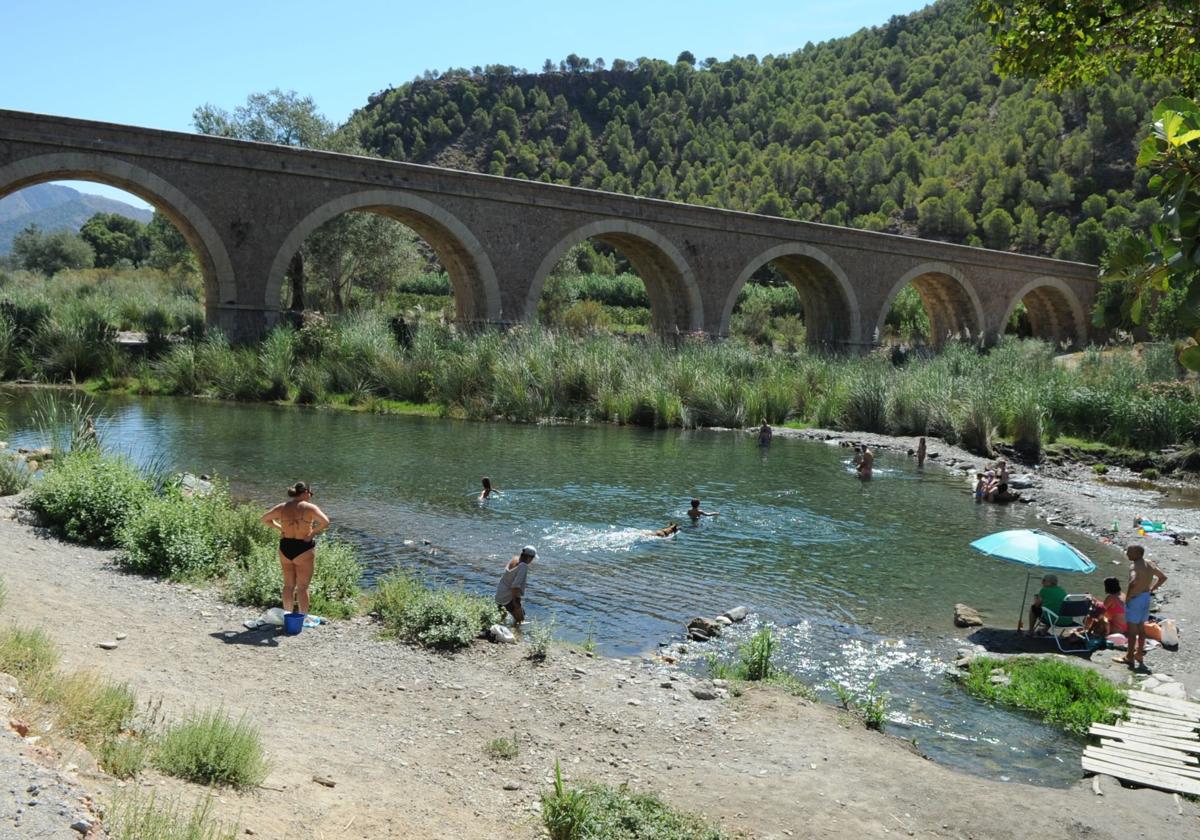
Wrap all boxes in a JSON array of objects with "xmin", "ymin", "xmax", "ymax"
[{"xmin": 1040, "ymin": 594, "xmax": 1101, "ymax": 653}]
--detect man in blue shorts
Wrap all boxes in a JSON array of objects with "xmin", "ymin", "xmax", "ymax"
[{"xmin": 1115, "ymin": 545, "xmax": 1167, "ymax": 669}]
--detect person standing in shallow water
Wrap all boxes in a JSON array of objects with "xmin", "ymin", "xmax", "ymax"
[
  {"xmin": 758, "ymin": 419, "xmax": 772, "ymax": 447},
  {"xmin": 857, "ymin": 446, "xmax": 875, "ymax": 480},
  {"xmin": 687, "ymin": 499, "xmax": 719, "ymax": 521},
  {"xmin": 260, "ymin": 482, "xmax": 330, "ymax": 618},
  {"xmin": 916, "ymin": 437, "xmax": 926, "ymax": 469},
  {"xmin": 496, "ymin": 545, "xmax": 537, "ymax": 624}
]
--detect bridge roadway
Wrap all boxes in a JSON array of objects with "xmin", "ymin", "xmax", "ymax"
[{"xmin": 0, "ymin": 109, "xmax": 1098, "ymax": 347}]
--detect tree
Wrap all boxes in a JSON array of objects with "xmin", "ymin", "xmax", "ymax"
[
  {"xmin": 974, "ymin": 1, "xmax": 1200, "ymax": 93},
  {"xmin": 11, "ymin": 225, "xmax": 94, "ymax": 275},
  {"xmin": 193, "ymin": 89, "xmax": 334, "ymax": 148},
  {"xmin": 79, "ymin": 213, "xmax": 149, "ymax": 268},
  {"xmin": 676, "ymin": 51, "xmax": 696, "ymax": 67}
]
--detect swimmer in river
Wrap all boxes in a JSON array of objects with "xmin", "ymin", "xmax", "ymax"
[
  {"xmin": 857, "ymin": 446, "xmax": 874, "ymax": 480},
  {"xmin": 647, "ymin": 523, "xmax": 680, "ymax": 538},
  {"xmin": 479, "ymin": 476, "xmax": 500, "ymax": 501},
  {"xmin": 687, "ymin": 499, "xmax": 719, "ymax": 521}
]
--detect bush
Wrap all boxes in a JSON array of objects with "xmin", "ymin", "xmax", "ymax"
[
  {"xmin": 1093, "ymin": 464, "xmax": 1109, "ymax": 475},
  {"xmin": 118, "ymin": 485, "xmax": 273, "ymax": 581},
  {"xmin": 373, "ymin": 572, "xmax": 498, "ymax": 651},
  {"xmin": 26, "ymin": 450, "xmax": 151, "ymax": 545},
  {"xmin": 831, "ymin": 679, "xmax": 890, "ymax": 730},
  {"xmin": 105, "ymin": 791, "xmax": 238, "ymax": 840},
  {"xmin": 0, "ymin": 457, "xmax": 30, "ymax": 496},
  {"xmin": 484, "ymin": 736, "xmax": 519, "ymax": 760},
  {"xmin": 99, "ymin": 735, "xmax": 151, "ymax": 780},
  {"xmin": 543, "ymin": 760, "xmax": 727, "ymax": 840},
  {"xmin": 1140, "ymin": 467, "xmax": 1160, "ymax": 480},
  {"xmin": 225, "ymin": 537, "xmax": 363, "ymax": 618},
  {"xmin": 961, "ymin": 656, "xmax": 1126, "ymax": 734},
  {"xmin": 153, "ymin": 709, "xmax": 269, "ymax": 788},
  {"xmin": 526, "ymin": 614, "xmax": 556, "ymax": 661}
]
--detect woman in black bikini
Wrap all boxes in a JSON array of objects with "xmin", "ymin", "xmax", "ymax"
[{"xmin": 260, "ymin": 482, "xmax": 330, "ymax": 617}]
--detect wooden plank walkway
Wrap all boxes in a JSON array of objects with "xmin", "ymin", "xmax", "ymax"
[{"xmin": 1086, "ymin": 690, "xmax": 1200, "ymax": 796}]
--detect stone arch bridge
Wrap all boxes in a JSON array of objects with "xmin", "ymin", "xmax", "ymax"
[{"xmin": 0, "ymin": 110, "xmax": 1097, "ymax": 348}]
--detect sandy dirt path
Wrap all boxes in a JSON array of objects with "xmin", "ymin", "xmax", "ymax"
[{"xmin": 1, "ymin": 496, "xmax": 1197, "ymax": 839}]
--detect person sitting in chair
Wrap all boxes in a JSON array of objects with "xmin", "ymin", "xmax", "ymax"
[{"xmin": 1028, "ymin": 573, "xmax": 1067, "ymax": 636}]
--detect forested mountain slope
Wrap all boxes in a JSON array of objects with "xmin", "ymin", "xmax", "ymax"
[
  {"xmin": 343, "ymin": 0, "xmax": 1167, "ymax": 264},
  {"xmin": 0, "ymin": 184, "xmax": 152, "ymax": 254}
]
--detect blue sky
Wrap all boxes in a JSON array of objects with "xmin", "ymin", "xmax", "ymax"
[{"xmin": 3, "ymin": 0, "xmax": 925, "ymax": 206}]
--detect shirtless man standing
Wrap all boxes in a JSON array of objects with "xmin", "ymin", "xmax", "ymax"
[{"xmin": 1115, "ymin": 545, "xmax": 1167, "ymax": 669}]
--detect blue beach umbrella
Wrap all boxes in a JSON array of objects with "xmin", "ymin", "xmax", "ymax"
[{"xmin": 970, "ymin": 529, "xmax": 1096, "ymax": 629}]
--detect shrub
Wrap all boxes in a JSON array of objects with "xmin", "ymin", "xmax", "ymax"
[
  {"xmin": 542, "ymin": 760, "xmax": 727, "ymax": 840},
  {"xmin": 26, "ymin": 450, "xmax": 151, "ymax": 545},
  {"xmin": 484, "ymin": 736, "xmax": 519, "ymax": 760},
  {"xmin": 118, "ymin": 485, "xmax": 274, "ymax": 581},
  {"xmin": 99, "ymin": 735, "xmax": 150, "ymax": 780},
  {"xmin": 0, "ymin": 626, "xmax": 60, "ymax": 686},
  {"xmin": 105, "ymin": 791, "xmax": 238, "ymax": 840},
  {"xmin": 225, "ymin": 537, "xmax": 363, "ymax": 618},
  {"xmin": 739, "ymin": 627, "xmax": 774, "ymax": 682},
  {"xmin": 831, "ymin": 679, "xmax": 889, "ymax": 730},
  {"xmin": 0, "ymin": 457, "xmax": 30, "ymax": 496},
  {"xmin": 526, "ymin": 614, "xmax": 556, "ymax": 661},
  {"xmin": 961, "ymin": 656, "xmax": 1126, "ymax": 734},
  {"xmin": 373, "ymin": 572, "xmax": 497, "ymax": 651},
  {"xmin": 153, "ymin": 709, "xmax": 269, "ymax": 788},
  {"xmin": 1140, "ymin": 467, "xmax": 1160, "ymax": 480},
  {"xmin": 1093, "ymin": 464, "xmax": 1109, "ymax": 475}
]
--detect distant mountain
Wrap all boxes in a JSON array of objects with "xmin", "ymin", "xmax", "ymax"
[{"xmin": 0, "ymin": 183, "xmax": 153, "ymax": 255}]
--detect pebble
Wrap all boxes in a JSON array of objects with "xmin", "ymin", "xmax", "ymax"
[
  {"xmin": 628, "ymin": 699, "xmax": 641, "ymax": 706},
  {"xmin": 115, "ymin": 632, "xmax": 128, "ymax": 641},
  {"xmin": 70, "ymin": 819, "xmax": 91, "ymax": 834},
  {"xmin": 97, "ymin": 641, "xmax": 119, "ymax": 650},
  {"xmin": 503, "ymin": 781, "xmax": 521, "ymax": 790}
]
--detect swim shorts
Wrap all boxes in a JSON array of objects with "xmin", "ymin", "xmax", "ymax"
[{"xmin": 1126, "ymin": 591, "xmax": 1152, "ymax": 624}]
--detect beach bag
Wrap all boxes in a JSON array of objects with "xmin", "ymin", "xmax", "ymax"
[{"xmin": 1160, "ymin": 619, "xmax": 1180, "ymax": 649}]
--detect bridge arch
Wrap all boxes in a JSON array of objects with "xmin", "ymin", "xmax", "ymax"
[
  {"xmin": 0, "ymin": 152, "xmax": 236, "ymax": 310},
  {"xmin": 720, "ymin": 243, "xmax": 860, "ymax": 346},
  {"xmin": 267, "ymin": 189, "xmax": 500, "ymax": 322},
  {"xmin": 1003, "ymin": 276, "xmax": 1087, "ymax": 348},
  {"xmin": 526, "ymin": 220, "xmax": 703, "ymax": 333},
  {"xmin": 876, "ymin": 262, "xmax": 985, "ymax": 347}
]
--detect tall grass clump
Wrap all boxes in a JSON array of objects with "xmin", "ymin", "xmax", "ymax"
[
  {"xmin": 225, "ymin": 536, "xmax": 363, "ymax": 618},
  {"xmin": 0, "ymin": 458, "xmax": 30, "ymax": 496},
  {"xmin": 42, "ymin": 670, "xmax": 138, "ymax": 747},
  {"xmin": 961, "ymin": 656, "xmax": 1126, "ymax": 735},
  {"xmin": 542, "ymin": 760, "xmax": 727, "ymax": 840},
  {"xmin": 0, "ymin": 626, "xmax": 60, "ymax": 687},
  {"xmin": 153, "ymin": 709, "xmax": 269, "ymax": 789},
  {"xmin": 372, "ymin": 572, "xmax": 498, "ymax": 651},
  {"xmin": 105, "ymin": 791, "xmax": 238, "ymax": 840},
  {"xmin": 26, "ymin": 449, "xmax": 151, "ymax": 545},
  {"xmin": 117, "ymin": 483, "xmax": 274, "ymax": 581},
  {"xmin": 831, "ymin": 680, "xmax": 890, "ymax": 730}
]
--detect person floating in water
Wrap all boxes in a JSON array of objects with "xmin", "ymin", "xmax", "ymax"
[
  {"xmin": 757, "ymin": 419, "xmax": 772, "ymax": 447},
  {"xmin": 857, "ymin": 446, "xmax": 874, "ymax": 480},
  {"xmin": 687, "ymin": 499, "xmax": 719, "ymax": 521},
  {"xmin": 260, "ymin": 481, "xmax": 330, "ymax": 623},
  {"xmin": 646, "ymin": 523, "xmax": 680, "ymax": 538},
  {"xmin": 495, "ymin": 545, "xmax": 537, "ymax": 625},
  {"xmin": 479, "ymin": 476, "xmax": 501, "ymax": 501}
]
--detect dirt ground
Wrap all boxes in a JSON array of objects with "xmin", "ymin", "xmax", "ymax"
[{"xmin": 0, "ymin": 489, "xmax": 1198, "ymax": 840}]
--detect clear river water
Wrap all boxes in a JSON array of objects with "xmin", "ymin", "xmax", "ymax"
[{"xmin": 1, "ymin": 389, "xmax": 1123, "ymax": 786}]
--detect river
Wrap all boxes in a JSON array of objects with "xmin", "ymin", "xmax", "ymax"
[{"xmin": 1, "ymin": 389, "xmax": 1122, "ymax": 786}]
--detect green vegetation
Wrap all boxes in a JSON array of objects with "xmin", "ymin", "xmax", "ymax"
[
  {"xmin": 153, "ymin": 709, "xmax": 269, "ymax": 789},
  {"xmin": 0, "ymin": 457, "xmax": 31, "ymax": 496},
  {"xmin": 543, "ymin": 760, "xmax": 726, "ymax": 840},
  {"xmin": 706, "ymin": 627, "xmax": 817, "ymax": 699},
  {"xmin": 961, "ymin": 656, "xmax": 1127, "ymax": 734},
  {"xmin": 832, "ymin": 680, "xmax": 891, "ymax": 730},
  {"xmin": 105, "ymin": 792, "xmax": 239, "ymax": 840},
  {"xmin": 483, "ymin": 735, "xmax": 519, "ymax": 760},
  {"xmin": 372, "ymin": 571, "xmax": 498, "ymax": 650},
  {"xmin": 526, "ymin": 614, "xmax": 556, "ymax": 661},
  {"xmin": 0, "ymin": 625, "xmax": 60, "ymax": 686},
  {"xmin": 26, "ymin": 450, "xmax": 151, "ymax": 545},
  {"xmin": 1092, "ymin": 464, "xmax": 1109, "ymax": 475},
  {"xmin": 42, "ymin": 670, "xmax": 138, "ymax": 747},
  {"xmin": 99, "ymin": 735, "xmax": 152, "ymax": 780},
  {"xmin": 224, "ymin": 538, "xmax": 362, "ymax": 618}
]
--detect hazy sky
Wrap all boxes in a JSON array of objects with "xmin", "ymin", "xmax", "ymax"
[{"xmin": 3, "ymin": 0, "xmax": 927, "ymax": 206}]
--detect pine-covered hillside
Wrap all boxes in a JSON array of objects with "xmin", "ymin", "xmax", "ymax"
[{"xmin": 342, "ymin": 0, "xmax": 1168, "ymax": 264}]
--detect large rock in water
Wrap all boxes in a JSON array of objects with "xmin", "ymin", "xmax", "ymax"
[
  {"xmin": 687, "ymin": 617, "xmax": 723, "ymax": 641},
  {"xmin": 954, "ymin": 603, "xmax": 984, "ymax": 628},
  {"xmin": 723, "ymin": 606, "xmax": 748, "ymax": 622}
]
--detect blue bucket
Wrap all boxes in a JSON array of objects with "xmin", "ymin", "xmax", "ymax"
[{"xmin": 283, "ymin": 612, "xmax": 304, "ymax": 636}]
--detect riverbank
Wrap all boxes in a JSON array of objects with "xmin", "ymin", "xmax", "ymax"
[
  {"xmin": 776, "ymin": 425, "xmax": 1200, "ymax": 695},
  {"xmin": 1, "ymin": 497, "xmax": 1198, "ymax": 838}
]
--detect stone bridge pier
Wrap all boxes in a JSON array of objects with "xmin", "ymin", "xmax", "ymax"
[{"xmin": 0, "ymin": 109, "xmax": 1098, "ymax": 349}]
